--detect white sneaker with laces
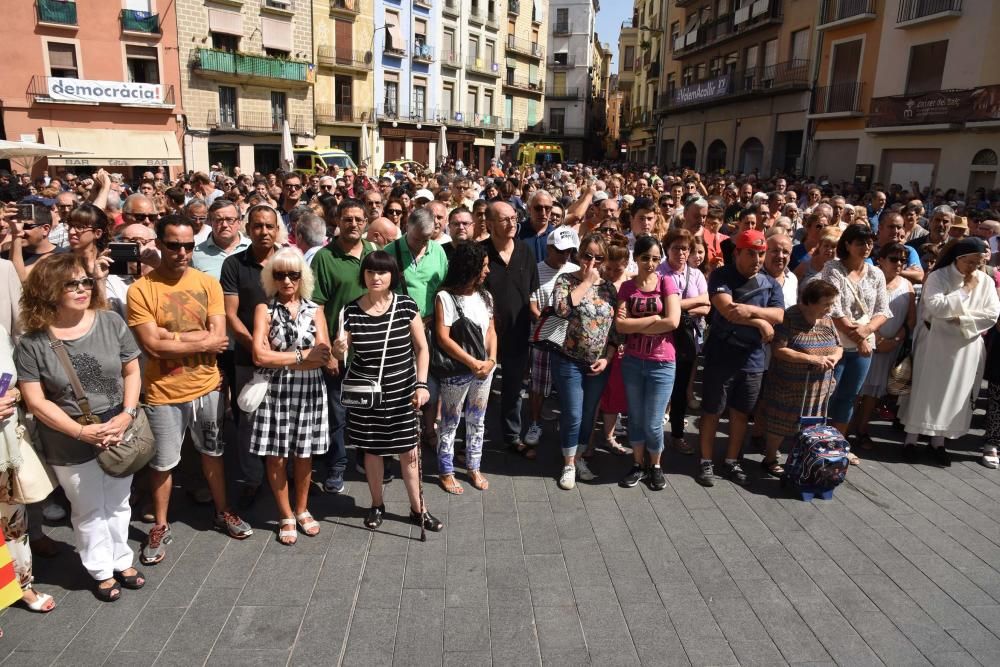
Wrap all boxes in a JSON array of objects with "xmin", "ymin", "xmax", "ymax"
[
  {"xmin": 575, "ymin": 458, "xmax": 596, "ymax": 481},
  {"xmin": 558, "ymin": 465, "xmax": 576, "ymax": 490},
  {"xmin": 524, "ymin": 422, "xmax": 543, "ymax": 446}
]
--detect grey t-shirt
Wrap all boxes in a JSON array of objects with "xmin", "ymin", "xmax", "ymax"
[{"xmin": 16, "ymin": 310, "xmax": 140, "ymax": 465}]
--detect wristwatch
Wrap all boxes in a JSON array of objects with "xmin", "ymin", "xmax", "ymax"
[{"xmin": 124, "ymin": 407, "xmax": 139, "ymax": 420}]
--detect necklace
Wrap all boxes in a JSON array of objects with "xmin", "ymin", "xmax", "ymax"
[{"xmin": 364, "ymin": 293, "xmax": 393, "ymax": 316}]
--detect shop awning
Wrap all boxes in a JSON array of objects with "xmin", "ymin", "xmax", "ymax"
[{"xmin": 41, "ymin": 127, "xmax": 182, "ymax": 166}]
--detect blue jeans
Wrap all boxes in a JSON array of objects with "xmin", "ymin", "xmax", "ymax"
[
  {"xmin": 552, "ymin": 354, "xmax": 609, "ymax": 457},
  {"xmin": 620, "ymin": 356, "xmax": 676, "ymax": 453},
  {"xmin": 830, "ymin": 349, "xmax": 872, "ymax": 424}
]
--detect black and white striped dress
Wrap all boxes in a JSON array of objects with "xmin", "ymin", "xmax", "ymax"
[{"xmin": 343, "ymin": 294, "xmax": 420, "ymax": 456}]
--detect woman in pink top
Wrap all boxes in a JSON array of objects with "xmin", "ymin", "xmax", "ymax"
[{"xmin": 615, "ymin": 235, "xmax": 680, "ymax": 491}]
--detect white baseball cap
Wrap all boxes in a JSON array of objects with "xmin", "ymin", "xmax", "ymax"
[
  {"xmin": 547, "ymin": 227, "xmax": 579, "ymax": 250},
  {"xmin": 592, "ymin": 191, "xmax": 609, "ymax": 203},
  {"xmin": 414, "ymin": 188, "xmax": 434, "ymax": 202}
]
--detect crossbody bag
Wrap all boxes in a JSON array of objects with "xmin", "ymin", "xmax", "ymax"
[{"xmin": 341, "ymin": 295, "xmax": 397, "ymax": 410}]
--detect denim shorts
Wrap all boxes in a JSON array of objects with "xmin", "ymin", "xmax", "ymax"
[{"xmin": 145, "ymin": 390, "xmax": 224, "ymax": 472}]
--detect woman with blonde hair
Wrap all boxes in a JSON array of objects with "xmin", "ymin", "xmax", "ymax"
[
  {"xmin": 16, "ymin": 254, "xmax": 144, "ymax": 602},
  {"xmin": 795, "ymin": 227, "xmax": 841, "ymax": 289},
  {"xmin": 249, "ymin": 247, "xmax": 330, "ymax": 545}
]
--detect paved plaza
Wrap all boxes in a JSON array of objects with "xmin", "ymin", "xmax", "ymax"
[{"xmin": 3, "ymin": 406, "xmax": 1000, "ymax": 666}]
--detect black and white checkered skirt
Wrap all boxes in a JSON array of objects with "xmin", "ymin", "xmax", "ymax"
[{"xmin": 249, "ymin": 367, "xmax": 329, "ymax": 458}]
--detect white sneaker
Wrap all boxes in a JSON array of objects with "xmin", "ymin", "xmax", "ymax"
[
  {"xmin": 42, "ymin": 501, "xmax": 66, "ymax": 522},
  {"xmin": 524, "ymin": 422, "xmax": 543, "ymax": 446},
  {"xmin": 983, "ymin": 447, "xmax": 999, "ymax": 469},
  {"xmin": 558, "ymin": 465, "xmax": 576, "ymax": 490},
  {"xmin": 575, "ymin": 458, "xmax": 596, "ymax": 482}
]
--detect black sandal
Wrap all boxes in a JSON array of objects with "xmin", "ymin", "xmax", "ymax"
[
  {"xmin": 114, "ymin": 569, "xmax": 146, "ymax": 590},
  {"xmin": 409, "ymin": 509, "xmax": 444, "ymax": 532},
  {"xmin": 364, "ymin": 504, "xmax": 385, "ymax": 530},
  {"xmin": 95, "ymin": 580, "xmax": 122, "ymax": 602}
]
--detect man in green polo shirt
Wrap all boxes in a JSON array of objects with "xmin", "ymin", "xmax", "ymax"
[{"xmin": 311, "ymin": 198, "xmax": 374, "ymax": 494}]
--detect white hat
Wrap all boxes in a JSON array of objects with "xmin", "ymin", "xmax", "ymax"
[
  {"xmin": 547, "ymin": 227, "xmax": 579, "ymax": 250},
  {"xmin": 622, "ymin": 194, "xmax": 636, "ymax": 205},
  {"xmin": 592, "ymin": 191, "xmax": 609, "ymax": 203},
  {"xmin": 414, "ymin": 188, "xmax": 434, "ymax": 202}
]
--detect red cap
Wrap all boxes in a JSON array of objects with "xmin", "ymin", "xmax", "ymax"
[{"xmin": 735, "ymin": 230, "xmax": 766, "ymax": 250}]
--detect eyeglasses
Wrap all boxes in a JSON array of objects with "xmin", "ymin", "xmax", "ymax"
[
  {"xmin": 581, "ymin": 252, "xmax": 605, "ymax": 263},
  {"xmin": 56, "ymin": 204, "xmax": 75, "ymax": 211},
  {"xmin": 162, "ymin": 240, "xmax": 196, "ymax": 252},
  {"xmin": 885, "ymin": 256, "xmax": 906, "ymax": 264},
  {"xmin": 273, "ymin": 271, "xmax": 301, "ymax": 282},
  {"xmin": 191, "ymin": 216, "xmax": 208, "ymax": 223},
  {"xmin": 64, "ymin": 278, "xmax": 96, "ymax": 292},
  {"xmin": 497, "ymin": 216, "xmax": 518, "ymax": 225},
  {"xmin": 386, "ymin": 208, "xmax": 403, "ymax": 216},
  {"xmin": 285, "ymin": 183, "xmax": 303, "ymax": 190},
  {"xmin": 365, "ymin": 201, "xmax": 383, "ymax": 207},
  {"xmin": 68, "ymin": 223, "xmax": 95, "ymax": 233},
  {"xmin": 637, "ymin": 254, "xmax": 662, "ymax": 263},
  {"xmin": 128, "ymin": 213, "xmax": 160, "ymax": 222},
  {"xmin": 321, "ymin": 185, "xmax": 335, "ymax": 191},
  {"xmin": 213, "ymin": 217, "xmax": 240, "ymax": 226}
]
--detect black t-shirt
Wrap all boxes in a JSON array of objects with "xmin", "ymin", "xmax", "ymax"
[
  {"xmin": 0, "ymin": 246, "xmax": 67, "ymax": 266},
  {"xmin": 481, "ymin": 239, "xmax": 539, "ymax": 353},
  {"xmin": 220, "ymin": 248, "xmax": 267, "ymax": 366}
]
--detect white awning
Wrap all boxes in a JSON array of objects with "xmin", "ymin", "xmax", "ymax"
[
  {"xmin": 261, "ymin": 16, "xmax": 293, "ymax": 52},
  {"xmin": 41, "ymin": 127, "xmax": 182, "ymax": 166},
  {"xmin": 208, "ymin": 8, "xmax": 242, "ymax": 36}
]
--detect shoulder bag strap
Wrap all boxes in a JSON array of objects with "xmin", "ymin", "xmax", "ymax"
[
  {"xmin": 449, "ymin": 291, "xmax": 465, "ymax": 319},
  {"xmin": 45, "ymin": 328, "xmax": 95, "ymax": 419},
  {"xmin": 375, "ymin": 295, "xmax": 398, "ymax": 386},
  {"xmin": 393, "ymin": 244, "xmax": 410, "ymax": 296},
  {"xmin": 842, "ymin": 271, "xmax": 871, "ymax": 319}
]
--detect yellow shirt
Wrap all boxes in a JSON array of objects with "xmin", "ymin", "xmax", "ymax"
[{"xmin": 126, "ymin": 268, "xmax": 224, "ymax": 405}]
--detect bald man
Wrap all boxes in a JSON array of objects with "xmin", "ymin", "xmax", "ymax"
[
  {"xmin": 121, "ymin": 193, "xmax": 160, "ymax": 232},
  {"xmin": 365, "ymin": 216, "xmax": 399, "ymax": 249}
]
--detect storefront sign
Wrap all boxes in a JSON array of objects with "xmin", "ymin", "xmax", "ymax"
[
  {"xmin": 672, "ymin": 75, "xmax": 731, "ymax": 106},
  {"xmin": 47, "ymin": 78, "xmax": 164, "ymax": 105},
  {"xmin": 868, "ymin": 85, "xmax": 1000, "ymax": 127}
]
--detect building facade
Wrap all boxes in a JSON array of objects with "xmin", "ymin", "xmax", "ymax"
[
  {"xmin": 814, "ymin": 0, "xmax": 1000, "ymax": 193},
  {"xmin": 615, "ymin": 18, "xmax": 638, "ymax": 159},
  {"xmin": 504, "ymin": 0, "xmax": 548, "ymax": 142},
  {"xmin": 0, "ymin": 0, "xmax": 183, "ymax": 178},
  {"xmin": 623, "ymin": 1, "xmax": 663, "ymax": 165},
  {"xmin": 542, "ymin": 0, "xmax": 598, "ymax": 160},
  {"xmin": 312, "ymin": 0, "xmax": 375, "ymax": 166},
  {"xmin": 177, "ymin": 0, "xmax": 315, "ymax": 174},
  {"xmin": 656, "ymin": 0, "xmax": 814, "ymax": 175}
]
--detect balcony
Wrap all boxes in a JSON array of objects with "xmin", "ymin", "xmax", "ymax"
[
  {"xmin": 207, "ymin": 110, "xmax": 308, "ymax": 134},
  {"xmin": 545, "ymin": 86, "xmax": 582, "ymax": 100},
  {"xmin": 660, "ymin": 59, "xmax": 809, "ymax": 111},
  {"xmin": 548, "ymin": 54, "xmax": 576, "ymax": 69},
  {"xmin": 469, "ymin": 7, "xmax": 485, "ymax": 25},
  {"xmin": 27, "ymin": 75, "xmax": 175, "ymax": 107},
  {"xmin": 466, "ymin": 55, "xmax": 501, "ymax": 77},
  {"xmin": 545, "ymin": 124, "xmax": 586, "ymax": 138},
  {"xmin": 412, "ymin": 42, "xmax": 435, "ymax": 63},
  {"xmin": 383, "ymin": 39, "xmax": 407, "ymax": 58},
  {"xmin": 317, "ymin": 46, "xmax": 373, "ymax": 72},
  {"xmin": 896, "ymin": 0, "xmax": 962, "ymax": 27},
  {"xmin": 673, "ymin": 0, "xmax": 783, "ymax": 58},
  {"xmin": 330, "ymin": 0, "xmax": 361, "ymax": 19},
  {"xmin": 553, "ymin": 21, "xmax": 572, "ymax": 36},
  {"xmin": 374, "ymin": 105, "xmax": 441, "ymax": 124},
  {"xmin": 315, "ymin": 104, "xmax": 373, "ymax": 125},
  {"xmin": 486, "ymin": 12, "xmax": 499, "ymax": 29},
  {"xmin": 193, "ymin": 48, "xmax": 310, "ymax": 88},
  {"xmin": 36, "ymin": 0, "xmax": 77, "ymax": 27},
  {"xmin": 443, "ymin": 0, "xmax": 460, "ymax": 18},
  {"xmin": 120, "ymin": 9, "xmax": 160, "ymax": 34},
  {"xmin": 507, "ymin": 35, "xmax": 543, "ymax": 60},
  {"xmin": 503, "ymin": 75, "xmax": 544, "ymax": 94},
  {"xmin": 817, "ymin": 0, "xmax": 877, "ymax": 30},
  {"xmin": 440, "ymin": 50, "xmax": 461, "ymax": 68},
  {"xmin": 809, "ymin": 81, "xmax": 865, "ymax": 117}
]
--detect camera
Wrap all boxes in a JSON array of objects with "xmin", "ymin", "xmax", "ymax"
[{"xmin": 108, "ymin": 242, "xmax": 141, "ymax": 276}]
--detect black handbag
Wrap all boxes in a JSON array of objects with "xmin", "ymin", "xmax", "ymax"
[
  {"xmin": 341, "ymin": 295, "xmax": 397, "ymax": 410},
  {"xmin": 670, "ymin": 267, "xmax": 699, "ymax": 361},
  {"xmin": 430, "ymin": 293, "xmax": 488, "ymax": 378}
]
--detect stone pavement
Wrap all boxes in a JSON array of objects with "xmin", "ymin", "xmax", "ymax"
[{"xmin": 3, "ymin": 409, "xmax": 1000, "ymax": 666}]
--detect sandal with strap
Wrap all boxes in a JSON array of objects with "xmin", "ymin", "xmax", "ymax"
[
  {"xmin": 365, "ymin": 505, "xmax": 385, "ymax": 530},
  {"xmin": 440, "ymin": 474, "xmax": 464, "ymax": 495},
  {"xmin": 21, "ymin": 591, "xmax": 56, "ymax": 613},
  {"xmin": 760, "ymin": 458, "xmax": 784, "ymax": 478},
  {"xmin": 277, "ymin": 518, "xmax": 297, "ymax": 545},
  {"xmin": 469, "ymin": 470, "xmax": 489, "ymax": 491},
  {"xmin": 606, "ymin": 436, "xmax": 633, "ymax": 456},
  {"xmin": 114, "ymin": 568, "xmax": 146, "ymax": 590},
  {"xmin": 295, "ymin": 511, "xmax": 320, "ymax": 537},
  {"xmin": 95, "ymin": 579, "xmax": 122, "ymax": 603}
]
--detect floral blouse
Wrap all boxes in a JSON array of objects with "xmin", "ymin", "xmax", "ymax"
[
  {"xmin": 819, "ymin": 260, "xmax": 892, "ymax": 323},
  {"xmin": 552, "ymin": 273, "xmax": 619, "ymax": 364}
]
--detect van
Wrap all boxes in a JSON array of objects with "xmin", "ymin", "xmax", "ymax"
[
  {"xmin": 293, "ymin": 148, "xmax": 358, "ymax": 175},
  {"xmin": 516, "ymin": 142, "xmax": 564, "ymax": 167}
]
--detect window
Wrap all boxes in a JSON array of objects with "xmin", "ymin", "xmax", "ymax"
[
  {"xmin": 790, "ymin": 29, "xmax": 809, "ymax": 63},
  {"xmin": 550, "ymin": 108, "xmax": 565, "ymax": 133},
  {"xmin": 906, "ymin": 40, "xmax": 948, "ymax": 95},
  {"xmin": 442, "ymin": 83, "xmax": 454, "ymax": 119},
  {"xmin": 666, "ymin": 72, "xmax": 676, "ymax": 96},
  {"xmin": 47, "ymin": 42, "xmax": 78, "ymax": 78},
  {"xmin": 265, "ymin": 48, "xmax": 290, "ymax": 59},
  {"xmin": 485, "ymin": 41, "xmax": 495, "ymax": 65},
  {"xmin": 484, "ymin": 90, "xmax": 494, "ymax": 118},
  {"xmin": 467, "ymin": 88, "xmax": 479, "ymax": 117},
  {"xmin": 443, "ymin": 28, "xmax": 455, "ymax": 58},
  {"xmin": 716, "ymin": 0, "xmax": 730, "ymax": 15},
  {"xmin": 468, "ymin": 38, "xmax": 479, "ymax": 59},
  {"xmin": 744, "ymin": 45, "xmax": 758, "ymax": 71},
  {"xmin": 623, "ymin": 45, "xmax": 634, "ymax": 70},
  {"xmin": 553, "ymin": 52, "xmax": 569, "ymax": 66},
  {"xmin": 556, "ymin": 8, "xmax": 568, "ymax": 23},
  {"xmin": 682, "ymin": 66, "xmax": 693, "ymax": 85},
  {"xmin": 385, "ymin": 11, "xmax": 404, "ymax": 52},
  {"xmin": 384, "ymin": 80, "xmax": 399, "ymax": 115},
  {"xmin": 695, "ymin": 62, "xmax": 707, "ymax": 80},
  {"xmin": 724, "ymin": 51, "xmax": 738, "ymax": 74},
  {"xmin": 212, "ymin": 32, "xmax": 240, "ymax": 52},
  {"xmin": 414, "ymin": 18, "xmax": 427, "ymax": 49},
  {"xmin": 126, "ymin": 45, "xmax": 159, "ymax": 84},
  {"xmin": 506, "ymin": 66, "xmax": 515, "ymax": 84},
  {"xmin": 219, "ymin": 86, "xmax": 237, "ymax": 128},
  {"xmin": 709, "ymin": 56, "xmax": 722, "ymax": 77},
  {"xmin": 270, "ymin": 91, "xmax": 286, "ymax": 130},
  {"xmin": 413, "ymin": 84, "xmax": 426, "ymax": 119}
]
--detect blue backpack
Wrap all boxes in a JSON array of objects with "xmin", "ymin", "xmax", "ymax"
[{"xmin": 782, "ymin": 423, "xmax": 850, "ymax": 491}]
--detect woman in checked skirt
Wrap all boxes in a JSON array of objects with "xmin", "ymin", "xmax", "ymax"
[{"xmin": 249, "ymin": 248, "xmax": 331, "ymax": 546}]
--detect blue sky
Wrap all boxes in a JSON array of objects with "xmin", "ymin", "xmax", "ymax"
[{"xmin": 595, "ymin": 3, "xmax": 632, "ymax": 68}]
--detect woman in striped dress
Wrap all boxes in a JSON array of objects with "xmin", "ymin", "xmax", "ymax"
[
  {"xmin": 249, "ymin": 248, "xmax": 330, "ymax": 545},
  {"xmin": 761, "ymin": 279, "xmax": 843, "ymax": 476},
  {"xmin": 332, "ymin": 251, "xmax": 443, "ymax": 533}
]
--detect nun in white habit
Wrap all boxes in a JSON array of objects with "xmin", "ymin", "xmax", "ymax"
[{"xmin": 900, "ymin": 237, "xmax": 1000, "ymax": 465}]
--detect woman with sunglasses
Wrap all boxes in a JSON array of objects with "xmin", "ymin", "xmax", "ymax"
[
  {"xmin": 384, "ymin": 198, "xmax": 408, "ymax": 231},
  {"xmin": 551, "ymin": 233, "xmax": 620, "ymax": 490},
  {"xmin": 249, "ymin": 248, "xmax": 330, "ymax": 545},
  {"xmin": 64, "ymin": 203, "xmax": 130, "ymax": 317},
  {"xmin": 615, "ymin": 235, "xmax": 681, "ymax": 490},
  {"xmin": 854, "ymin": 242, "xmax": 916, "ymax": 452},
  {"xmin": 16, "ymin": 254, "xmax": 144, "ymax": 602}
]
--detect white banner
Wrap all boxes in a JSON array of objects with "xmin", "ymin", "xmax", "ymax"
[{"xmin": 46, "ymin": 78, "xmax": 163, "ymax": 105}]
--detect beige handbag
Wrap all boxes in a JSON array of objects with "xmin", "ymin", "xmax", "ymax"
[{"xmin": 8, "ymin": 414, "xmax": 57, "ymax": 505}]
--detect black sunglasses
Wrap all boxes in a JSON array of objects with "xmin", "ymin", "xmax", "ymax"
[
  {"xmin": 129, "ymin": 213, "xmax": 160, "ymax": 222},
  {"xmin": 64, "ymin": 278, "xmax": 96, "ymax": 292},
  {"xmin": 162, "ymin": 240, "xmax": 196, "ymax": 252},
  {"xmin": 386, "ymin": 208, "xmax": 403, "ymax": 215},
  {"xmin": 581, "ymin": 251, "xmax": 605, "ymax": 263},
  {"xmin": 273, "ymin": 271, "xmax": 302, "ymax": 282}
]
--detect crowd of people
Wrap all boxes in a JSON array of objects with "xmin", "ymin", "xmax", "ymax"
[{"xmin": 2, "ymin": 157, "xmax": 1000, "ymax": 623}]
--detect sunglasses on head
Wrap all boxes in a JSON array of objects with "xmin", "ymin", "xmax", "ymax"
[
  {"xmin": 162, "ymin": 240, "xmax": 196, "ymax": 252},
  {"xmin": 273, "ymin": 271, "xmax": 301, "ymax": 282}
]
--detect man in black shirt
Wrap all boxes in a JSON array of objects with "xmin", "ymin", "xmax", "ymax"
[
  {"xmin": 481, "ymin": 202, "xmax": 539, "ymax": 455},
  {"xmin": 221, "ymin": 204, "xmax": 280, "ymax": 503}
]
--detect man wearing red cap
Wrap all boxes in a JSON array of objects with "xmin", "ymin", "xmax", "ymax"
[{"xmin": 698, "ymin": 229, "xmax": 785, "ymax": 487}]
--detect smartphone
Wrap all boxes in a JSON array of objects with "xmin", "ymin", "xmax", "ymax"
[
  {"xmin": 0, "ymin": 372, "xmax": 12, "ymax": 398},
  {"xmin": 16, "ymin": 203, "xmax": 34, "ymax": 221},
  {"xmin": 108, "ymin": 242, "xmax": 141, "ymax": 276}
]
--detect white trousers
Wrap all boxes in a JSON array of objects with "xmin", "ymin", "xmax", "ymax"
[{"xmin": 52, "ymin": 459, "xmax": 134, "ymax": 581}]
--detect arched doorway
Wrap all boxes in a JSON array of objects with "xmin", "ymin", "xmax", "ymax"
[
  {"xmin": 968, "ymin": 148, "xmax": 998, "ymax": 195},
  {"xmin": 739, "ymin": 137, "xmax": 764, "ymax": 174},
  {"xmin": 680, "ymin": 141, "xmax": 697, "ymax": 169},
  {"xmin": 706, "ymin": 140, "xmax": 727, "ymax": 172}
]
